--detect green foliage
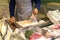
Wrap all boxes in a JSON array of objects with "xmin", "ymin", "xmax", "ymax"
[{"xmin": 41, "ymin": 0, "xmax": 60, "ymax": 5}]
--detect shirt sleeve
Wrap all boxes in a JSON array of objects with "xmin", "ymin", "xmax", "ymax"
[
  {"xmin": 9, "ymin": 0, "xmax": 15, "ymax": 17},
  {"xmin": 33, "ymin": 0, "xmax": 41, "ymax": 10}
]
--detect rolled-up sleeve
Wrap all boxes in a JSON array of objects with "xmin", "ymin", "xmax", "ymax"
[
  {"xmin": 9, "ymin": 0, "xmax": 15, "ymax": 17},
  {"xmin": 33, "ymin": 0, "xmax": 41, "ymax": 10}
]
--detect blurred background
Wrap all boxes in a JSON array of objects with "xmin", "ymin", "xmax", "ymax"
[{"xmin": 0, "ymin": 0, "xmax": 60, "ymax": 20}]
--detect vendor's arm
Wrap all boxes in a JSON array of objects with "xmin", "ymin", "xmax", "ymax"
[
  {"xmin": 9, "ymin": 0, "xmax": 16, "ymax": 23},
  {"xmin": 9, "ymin": 0, "xmax": 15, "ymax": 17},
  {"xmin": 34, "ymin": 0, "xmax": 41, "ymax": 10},
  {"xmin": 33, "ymin": 0, "xmax": 41, "ymax": 15}
]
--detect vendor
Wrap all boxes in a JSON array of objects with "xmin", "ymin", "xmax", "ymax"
[{"xmin": 9, "ymin": 0, "xmax": 41, "ymax": 23}]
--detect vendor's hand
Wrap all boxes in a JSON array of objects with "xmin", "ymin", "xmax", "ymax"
[
  {"xmin": 33, "ymin": 8, "xmax": 38, "ymax": 15},
  {"xmin": 9, "ymin": 16, "xmax": 15, "ymax": 24}
]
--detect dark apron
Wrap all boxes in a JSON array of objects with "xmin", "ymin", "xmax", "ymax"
[{"xmin": 15, "ymin": 0, "xmax": 32, "ymax": 21}]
